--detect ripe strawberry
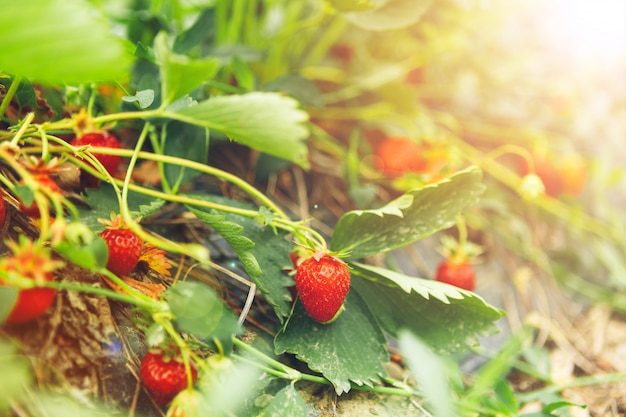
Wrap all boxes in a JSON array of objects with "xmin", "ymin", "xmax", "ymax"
[
  {"xmin": 295, "ymin": 252, "xmax": 350, "ymax": 323},
  {"xmin": 70, "ymin": 131, "xmax": 122, "ymax": 188},
  {"xmin": 18, "ymin": 174, "xmax": 61, "ymax": 218},
  {"xmin": 0, "ymin": 239, "xmax": 62, "ymax": 324},
  {"xmin": 0, "ymin": 196, "xmax": 6, "ymax": 226},
  {"xmin": 99, "ymin": 217, "xmax": 142, "ymax": 277},
  {"xmin": 140, "ymin": 350, "xmax": 198, "ymax": 405},
  {"xmin": 435, "ymin": 235, "xmax": 482, "ymax": 291},
  {"xmin": 373, "ymin": 136, "xmax": 424, "ymax": 177},
  {"xmin": 435, "ymin": 259, "xmax": 475, "ymax": 291},
  {"xmin": 558, "ymin": 156, "xmax": 587, "ymax": 196}
]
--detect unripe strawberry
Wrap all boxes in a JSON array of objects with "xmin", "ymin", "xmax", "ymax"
[{"xmin": 295, "ymin": 253, "xmax": 350, "ymax": 323}]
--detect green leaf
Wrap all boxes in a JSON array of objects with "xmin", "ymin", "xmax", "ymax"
[
  {"xmin": 155, "ymin": 32, "xmax": 221, "ymax": 105},
  {"xmin": 260, "ymin": 384, "xmax": 307, "ymax": 417},
  {"xmin": 493, "ymin": 379, "xmax": 519, "ymax": 416},
  {"xmin": 0, "ymin": 76, "xmax": 37, "ymax": 109},
  {"xmin": 0, "ymin": 287, "xmax": 18, "ymax": 325},
  {"xmin": 167, "ymin": 281, "xmax": 238, "ymax": 342},
  {"xmin": 76, "ymin": 183, "xmax": 165, "ymax": 232},
  {"xmin": 197, "ymin": 357, "xmax": 260, "ymax": 416},
  {"xmin": 185, "ymin": 195, "xmax": 294, "ymax": 321},
  {"xmin": 185, "ymin": 202, "xmax": 262, "ymax": 280},
  {"xmin": 231, "ymin": 56, "xmax": 256, "ymax": 91},
  {"xmin": 122, "ymin": 89, "xmax": 155, "ymax": 109},
  {"xmin": 330, "ymin": 167, "xmax": 485, "ymax": 259},
  {"xmin": 329, "ymin": 0, "xmax": 376, "ymax": 12},
  {"xmin": 0, "ymin": 0, "xmax": 131, "ymax": 84},
  {"xmin": 168, "ymin": 92, "xmax": 310, "ymax": 168},
  {"xmin": 0, "ymin": 340, "xmax": 32, "ymax": 414},
  {"xmin": 173, "ymin": 8, "xmax": 215, "ymax": 54},
  {"xmin": 263, "ymin": 75, "xmax": 324, "ymax": 107},
  {"xmin": 350, "ymin": 262, "xmax": 504, "ymax": 353},
  {"xmin": 343, "ymin": 0, "xmax": 433, "ymax": 31},
  {"xmin": 543, "ymin": 401, "xmax": 586, "ymax": 413},
  {"xmin": 275, "ymin": 291, "xmax": 388, "ymax": 394},
  {"xmin": 399, "ymin": 331, "xmax": 456, "ymax": 417},
  {"xmin": 163, "ymin": 121, "xmax": 209, "ymax": 191},
  {"xmin": 13, "ymin": 185, "xmax": 34, "ymax": 207},
  {"xmin": 54, "ymin": 237, "xmax": 108, "ymax": 271}
]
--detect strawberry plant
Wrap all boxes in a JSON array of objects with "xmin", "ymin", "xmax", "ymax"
[{"xmin": 0, "ymin": 0, "xmax": 624, "ymax": 416}]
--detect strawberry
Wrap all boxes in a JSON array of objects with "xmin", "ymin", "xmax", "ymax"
[
  {"xmin": 558, "ymin": 155, "xmax": 587, "ymax": 196},
  {"xmin": 70, "ymin": 131, "xmax": 122, "ymax": 188},
  {"xmin": 435, "ymin": 235, "xmax": 482, "ymax": 291},
  {"xmin": 516, "ymin": 152, "xmax": 587, "ymax": 198},
  {"xmin": 0, "ymin": 196, "xmax": 6, "ymax": 226},
  {"xmin": 140, "ymin": 350, "xmax": 198, "ymax": 406},
  {"xmin": 99, "ymin": 216, "xmax": 142, "ymax": 277},
  {"xmin": 295, "ymin": 252, "xmax": 350, "ymax": 323},
  {"xmin": 18, "ymin": 174, "xmax": 60, "ymax": 218},
  {"xmin": 435, "ymin": 259, "xmax": 476, "ymax": 291},
  {"xmin": 0, "ymin": 239, "xmax": 62, "ymax": 324},
  {"xmin": 373, "ymin": 136, "xmax": 424, "ymax": 177}
]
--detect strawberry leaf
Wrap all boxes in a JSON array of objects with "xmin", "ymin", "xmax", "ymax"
[
  {"xmin": 166, "ymin": 281, "xmax": 239, "ymax": 344},
  {"xmin": 166, "ymin": 92, "xmax": 309, "ymax": 168},
  {"xmin": 258, "ymin": 384, "xmax": 307, "ymax": 417},
  {"xmin": 350, "ymin": 262, "xmax": 504, "ymax": 353},
  {"xmin": 154, "ymin": 31, "xmax": 221, "ymax": 105},
  {"xmin": 342, "ymin": 0, "xmax": 432, "ymax": 31},
  {"xmin": 0, "ymin": 340, "xmax": 33, "ymax": 413},
  {"xmin": 162, "ymin": 121, "xmax": 209, "ymax": 192},
  {"xmin": 54, "ymin": 237, "xmax": 108, "ymax": 271},
  {"xmin": 185, "ymin": 203, "xmax": 262, "ymax": 280},
  {"xmin": 275, "ymin": 290, "xmax": 388, "ymax": 394},
  {"xmin": 398, "ymin": 330, "xmax": 457, "ymax": 417},
  {"xmin": 0, "ymin": 287, "xmax": 19, "ymax": 325},
  {"xmin": 185, "ymin": 195, "xmax": 294, "ymax": 321},
  {"xmin": 330, "ymin": 167, "xmax": 485, "ymax": 259},
  {"xmin": 75, "ymin": 184, "xmax": 165, "ymax": 232},
  {"xmin": 0, "ymin": 0, "xmax": 131, "ymax": 84}
]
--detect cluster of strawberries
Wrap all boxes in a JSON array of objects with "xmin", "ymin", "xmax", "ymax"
[{"xmin": 0, "ymin": 131, "xmax": 192, "ymax": 405}]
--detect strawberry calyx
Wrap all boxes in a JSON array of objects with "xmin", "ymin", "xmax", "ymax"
[
  {"xmin": 437, "ymin": 234, "xmax": 482, "ymax": 265},
  {"xmin": 0, "ymin": 238, "xmax": 63, "ymax": 286}
]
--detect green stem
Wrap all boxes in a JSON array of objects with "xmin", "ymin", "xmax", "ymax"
[
  {"xmin": 56, "ymin": 143, "xmax": 290, "ymax": 220},
  {"xmin": 516, "ymin": 372, "xmax": 626, "ymax": 402},
  {"xmin": 232, "ymin": 337, "xmax": 299, "ymax": 377},
  {"xmin": 51, "ymin": 280, "xmax": 162, "ymax": 313},
  {"xmin": 231, "ymin": 338, "xmax": 418, "ymax": 397},
  {"xmin": 9, "ymin": 112, "xmax": 35, "ymax": 146},
  {"xmin": 0, "ymin": 74, "xmax": 23, "ymax": 120}
]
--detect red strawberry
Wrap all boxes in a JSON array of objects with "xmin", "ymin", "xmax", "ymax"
[
  {"xmin": 0, "ymin": 239, "xmax": 62, "ymax": 324},
  {"xmin": 99, "ymin": 217, "xmax": 142, "ymax": 277},
  {"xmin": 435, "ymin": 259, "xmax": 476, "ymax": 291},
  {"xmin": 373, "ymin": 136, "xmax": 424, "ymax": 177},
  {"xmin": 435, "ymin": 235, "xmax": 482, "ymax": 291},
  {"xmin": 140, "ymin": 350, "xmax": 198, "ymax": 405},
  {"xmin": 295, "ymin": 252, "xmax": 350, "ymax": 323},
  {"xmin": 70, "ymin": 131, "xmax": 122, "ymax": 188},
  {"xmin": 0, "ymin": 196, "xmax": 6, "ymax": 226},
  {"xmin": 18, "ymin": 174, "xmax": 60, "ymax": 218}
]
